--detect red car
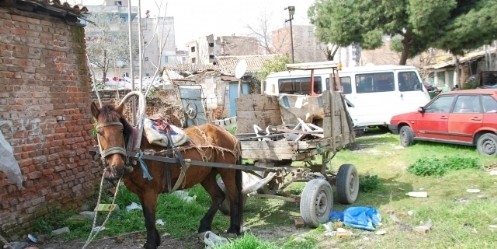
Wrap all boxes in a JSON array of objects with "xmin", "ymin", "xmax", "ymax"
[{"xmin": 389, "ymin": 89, "xmax": 497, "ymax": 156}]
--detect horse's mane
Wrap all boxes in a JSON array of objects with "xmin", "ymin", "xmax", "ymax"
[{"xmin": 99, "ymin": 105, "xmax": 135, "ymax": 150}]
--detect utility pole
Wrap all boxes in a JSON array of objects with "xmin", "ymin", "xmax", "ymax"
[{"xmin": 285, "ymin": 6, "xmax": 295, "ymax": 63}]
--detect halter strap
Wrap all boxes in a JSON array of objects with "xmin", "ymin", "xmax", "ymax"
[
  {"xmin": 96, "ymin": 122, "xmax": 123, "ymax": 129},
  {"xmin": 96, "ymin": 122, "xmax": 127, "ymax": 160}
]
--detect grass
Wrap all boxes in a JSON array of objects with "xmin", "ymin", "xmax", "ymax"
[{"xmin": 36, "ymin": 129, "xmax": 497, "ymax": 248}]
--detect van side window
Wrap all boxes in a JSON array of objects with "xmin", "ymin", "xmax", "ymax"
[
  {"xmin": 339, "ymin": 77, "xmax": 352, "ymax": 94},
  {"xmin": 355, "ymin": 72, "xmax": 394, "ymax": 93},
  {"xmin": 278, "ymin": 77, "xmax": 322, "ymax": 95},
  {"xmin": 399, "ymin": 71, "xmax": 422, "ymax": 92}
]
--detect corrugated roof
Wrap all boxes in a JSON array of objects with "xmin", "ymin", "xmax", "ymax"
[
  {"xmin": 424, "ymin": 48, "xmax": 497, "ymax": 70},
  {"xmin": 163, "ymin": 54, "xmax": 276, "ymax": 77},
  {"xmin": 2, "ymin": 0, "xmax": 88, "ymax": 22}
]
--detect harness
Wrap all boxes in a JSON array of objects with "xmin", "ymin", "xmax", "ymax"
[{"xmin": 96, "ymin": 119, "xmax": 189, "ymax": 192}]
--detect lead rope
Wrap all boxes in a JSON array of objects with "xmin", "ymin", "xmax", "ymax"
[{"xmin": 82, "ymin": 174, "xmax": 122, "ymax": 249}]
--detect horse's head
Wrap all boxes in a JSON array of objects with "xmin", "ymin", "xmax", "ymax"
[{"xmin": 91, "ymin": 102, "xmax": 133, "ymax": 179}]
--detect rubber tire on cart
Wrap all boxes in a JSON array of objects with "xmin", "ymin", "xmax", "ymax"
[
  {"xmin": 399, "ymin": 126, "xmax": 414, "ymax": 147},
  {"xmin": 336, "ymin": 164, "xmax": 359, "ymax": 204},
  {"xmin": 299, "ymin": 179, "xmax": 333, "ymax": 228},
  {"xmin": 476, "ymin": 133, "xmax": 497, "ymax": 156}
]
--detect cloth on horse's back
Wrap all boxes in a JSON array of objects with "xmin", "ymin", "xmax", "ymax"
[{"xmin": 144, "ymin": 116, "xmax": 188, "ymax": 147}]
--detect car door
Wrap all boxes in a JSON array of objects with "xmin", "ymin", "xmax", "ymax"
[
  {"xmin": 415, "ymin": 95, "xmax": 455, "ymax": 140},
  {"xmin": 448, "ymin": 95, "xmax": 483, "ymax": 143}
]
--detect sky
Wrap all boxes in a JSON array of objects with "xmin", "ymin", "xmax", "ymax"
[{"xmin": 70, "ymin": 0, "xmax": 316, "ymax": 50}]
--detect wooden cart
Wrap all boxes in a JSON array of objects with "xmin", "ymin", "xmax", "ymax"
[{"xmin": 230, "ymin": 89, "xmax": 358, "ymax": 227}]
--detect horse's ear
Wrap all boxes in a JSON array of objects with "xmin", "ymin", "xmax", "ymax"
[
  {"xmin": 90, "ymin": 102, "xmax": 100, "ymax": 118},
  {"xmin": 115, "ymin": 103, "xmax": 124, "ymax": 115}
]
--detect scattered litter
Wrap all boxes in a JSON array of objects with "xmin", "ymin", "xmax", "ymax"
[
  {"xmin": 171, "ymin": 190, "xmax": 197, "ymax": 203},
  {"xmin": 414, "ymin": 219, "xmax": 432, "ymax": 233},
  {"xmin": 51, "ymin": 227, "xmax": 70, "ymax": 236},
  {"xmin": 79, "ymin": 211, "xmax": 96, "ymax": 219},
  {"xmin": 92, "ymin": 226, "xmax": 105, "ymax": 232},
  {"xmin": 343, "ymin": 206, "xmax": 381, "ymax": 231},
  {"xmin": 488, "ymin": 225, "xmax": 497, "ymax": 231},
  {"xmin": 126, "ymin": 202, "xmax": 143, "ymax": 212},
  {"xmin": 406, "ymin": 191, "xmax": 428, "ymax": 198},
  {"xmin": 466, "ymin": 188, "xmax": 481, "ymax": 193},
  {"xmin": 335, "ymin": 228, "xmax": 353, "ymax": 237},
  {"xmin": 203, "ymin": 231, "xmax": 228, "ymax": 249},
  {"xmin": 329, "ymin": 210, "xmax": 344, "ymax": 222},
  {"xmin": 27, "ymin": 234, "xmax": 38, "ymax": 243},
  {"xmin": 489, "ymin": 170, "xmax": 497, "ymax": 176},
  {"xmin": 407, "ymin": 210, "xmax": 414, "ymax": 216},
  {"xmin": 323, "ymin": 222, "xmax": 334, "ymax": 236},
  {"xmin": 375, "ymin": 229, "xmax": 387, "ymax": 235},
  {"xmin": 156, "ymin": 219, "xmax": 165, "ymax": 226}
]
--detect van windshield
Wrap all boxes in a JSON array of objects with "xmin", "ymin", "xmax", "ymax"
[
  {"xmin": 356, "ymin": 72, "xmax": 394, "ymax": 93},
  {"xmin": 278, "ymin": 77, "xmax": 322, "ymax": 95}
]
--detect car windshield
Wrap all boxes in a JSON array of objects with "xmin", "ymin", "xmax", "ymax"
[{"xmin": 425, "ymin": 95, "xmax": 455, "ymax": 113}]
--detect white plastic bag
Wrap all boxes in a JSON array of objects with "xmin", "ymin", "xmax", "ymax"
[{"xmin": 0, "ymin": 130, "xmax": 23, "ymax": 189}]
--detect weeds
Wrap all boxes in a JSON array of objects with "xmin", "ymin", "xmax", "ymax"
[
  {"xmin": 407, "ymin": 156, "xmax": 481, "ymax": 176},
  {"xmin": 359, "ymin": 174, "xmax": 381, "ymax": 192}
]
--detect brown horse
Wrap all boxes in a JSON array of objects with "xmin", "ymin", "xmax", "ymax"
[{"xmin": 90, "ymin": 102, "xmax": 243, "ymax": 249}]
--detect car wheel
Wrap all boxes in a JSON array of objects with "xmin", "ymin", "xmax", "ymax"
[
  {"xmin": 399, "ymin": 126, "xmax": 414, "ymax": 147},
  {"xmin": 476, "ymin": 133, "xmax": 497, "ymax": 156}
]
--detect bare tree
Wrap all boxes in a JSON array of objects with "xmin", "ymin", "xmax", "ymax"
[
  {"xmin": 246, "ymin": 12, "xmax": 277, "ymax": 54},
  {"xmin": 85, "ymin": 12, "xmax": 137, "ymax": 84}
]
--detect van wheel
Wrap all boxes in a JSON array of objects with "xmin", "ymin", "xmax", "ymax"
[
  {"xmin": 399, "ymin": 126, "xmax": 414, "ymax": 147},
  {"xmin": 477, "ymin": 133, "xmax": 497, "ymax": 156}
]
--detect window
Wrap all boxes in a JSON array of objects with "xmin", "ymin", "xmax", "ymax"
[
  {"xmin": 209, "ymin": 43, "xmax": 214, "ymax": 47},
  {"xmin": 144, "ymin": 57, "xmax": 148, "ymax": 61},
  {"xmin": 453, "ymin": 95, "xmax": 480, "ymax": 113},
  {"xmin": 163, "ymin": 56, "xmax": 168, "ymax": 63},
  {"xmin": 425, "ymin": 95, "xmax": 455, "ymax": 113},
  {"xmin": 115, "ymin": 1, "xmax": 122, "ymax": 6},
  {"xmin": 191, "ymin": 58, "xmax": 196, "ymax": 63},
  {"xmin": 339, "ymin": 77, "xmax": 352, "ymax": 94},
  {"xmin": 356, "ymin": 72, "xmax": 394, "ymax": 93},
  {"xmin": 482, "ymin": 95, "xmax": 497, "ymax": 113},
  {"xmin": 209, "ymin": 55, "xmax": 215, "ymax": 59},
  {"xmin": 278, "ymin": 77, "xmax": 322, "ymax": 95},
  {"xmin": 399, "ymin": 71, "xmax": 422, "ymax": 92},
  {"xmin": 190, "ymin": 46, "xmax": 196, "ymax": 52}
]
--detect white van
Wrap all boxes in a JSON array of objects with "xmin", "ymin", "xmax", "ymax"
[{"xmin": 265, "ymin": 64, "xmax": 431, "ymax": 129}]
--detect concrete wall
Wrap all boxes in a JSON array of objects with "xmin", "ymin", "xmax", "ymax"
[{"xmin": 0, "ymin": 8, "xmax": 97, "ymax": 236}]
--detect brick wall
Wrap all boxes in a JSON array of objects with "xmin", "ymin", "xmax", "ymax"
[{"xmin": 0, "ymin": 8, "xmax": 98, "ymax": 236}]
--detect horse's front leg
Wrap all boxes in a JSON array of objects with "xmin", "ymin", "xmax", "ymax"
[{"xmin": 139, "ymin": 191, "xmax": 161, "ymax": 249}]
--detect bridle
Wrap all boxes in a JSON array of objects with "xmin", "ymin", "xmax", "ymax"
[{"xmin": 95, "ymin": 121, "xmax": 127, "ymax": 161}]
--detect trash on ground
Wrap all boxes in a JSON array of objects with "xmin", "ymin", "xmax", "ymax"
[
  {"xmin": 375, "ymin": 229, "xmax": 387, "ymax": 235},
  {"xmin": 92, "ymin": 226, "xmax": 105, "ymax": 232},
  {"xmin": 466, "ymin": 188, "xmax": 481, "ymax": 193},
  {"xmin": 203, "ymin": 231, "xmax": 228, "ymax": 249},
  {"xmin": 323, "ymin": 222, "xmax": 334, "ymax": 236},
  {"xmin": 171, "ymin": 190, "xmax": 197, "ymax": 203},
  {"xmin": 51, "ymin": 227, "xmax": 70, "ymax": 235},
  {"xmin": 406, "ymin": 191, "xmax": 428, "ymax": 198},
  {"xmin": 489, "ymin": 170, "xmax": 497, "ymax": 176},
  {"xmin": 343, "ymin": 206, "xmax": 381, "ymax": 231},
  {"xmin": 335, "ymin": 228, "xmax": 353, "ymax": 237},
  {"xmin": 488, "ymin": 225, "xmax": 497, "ymax": 231},
  {"xmin": 329, "ymin": 210, "xmax": 344, "ymax": 222},
  {"xmin": 414, "ymin": 219, "xmax": 432, "ymax": 233},
  {"xmin": 156, "ymin": 219, "xmax": 165, "ymax": 226},
  {"xmin": 27, "ymin": 234, "xmax": 38, "ymax": 243},
  {"xmin": 126, "ymin": 202, "xmax": 143, "ymax": 212},
  {"xmin": 407, "ymin": 210, "xmax": 415, "ymax": 216}
]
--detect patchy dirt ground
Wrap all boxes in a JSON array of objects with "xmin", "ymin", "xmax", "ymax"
[{"xmin": 37, "ymin": 232, "xmax": 205, "ymax": 249}]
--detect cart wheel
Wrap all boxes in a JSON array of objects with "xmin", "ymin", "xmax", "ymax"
[
  {"xmin": 336, "ymin": 164, "xmax": 359, "ymax": 204},
  {"xmin": 300, "ymin": 179, "xmax": 333, "ymax": 227}
]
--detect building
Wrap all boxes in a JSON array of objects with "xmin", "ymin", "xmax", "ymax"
[
  {"xmin": 84, "ymin": 0, "xmax": 176, "ymax": 82},
  {"xmin": 272, "ymin": 24, "xmax": 327, "ymax": 63},
  {"xmin": 186, "ymin": 35, "xmax": 262, "ymax": 65}
]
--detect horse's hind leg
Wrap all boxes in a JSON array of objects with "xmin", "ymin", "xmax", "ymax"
[
  {"xmin": 198, "ymin": 170, "xmax": 225, "ymax": 233},
  {"xmin": 219, "ymin": 169, "xmax": 243, "ymax": 235},
  {"xmin": 139, "ymin": 191, "xmax": 161, "ymax": 249}
]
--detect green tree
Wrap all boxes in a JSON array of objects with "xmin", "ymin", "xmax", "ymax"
[
  {"xmin": 255, "ymin": 54, "xmax": 291, "ymax": 82},
  {"xmin": 308, "ymin": 0, "xmax": 497, "ymax": 65}
]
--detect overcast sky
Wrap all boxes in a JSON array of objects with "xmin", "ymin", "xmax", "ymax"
[{"xmin": 70, "ymin": 0, "xmax": 315, "ymax": 50}]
